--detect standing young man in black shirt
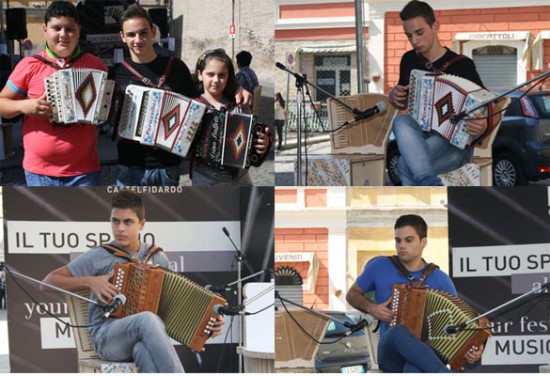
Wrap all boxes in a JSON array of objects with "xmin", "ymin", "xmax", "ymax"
[{"xmin": 110, "ymin": 4, "xmax": 252, "ymax": 186}]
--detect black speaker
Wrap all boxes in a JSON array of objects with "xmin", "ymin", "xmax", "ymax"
[
  {"xmin": 148, "ymin": 8, "xmax": 169, "ymax": 38},
  {"xmin": 5, "ymin": 8, "xmax": 27, "ymax": 40}
]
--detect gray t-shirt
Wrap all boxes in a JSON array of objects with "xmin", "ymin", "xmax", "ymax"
[{"xmin": 67, "ymin": 241, "xmax": 171, "ymax": 338}]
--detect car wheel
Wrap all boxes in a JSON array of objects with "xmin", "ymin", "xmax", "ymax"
[
  {"xmin": 493, "ymin": 152, "xmax": 527, "ymax": 187},
  {"xmin": 386, "ymin": 147, "xmax": 402, "ymax": 186}
]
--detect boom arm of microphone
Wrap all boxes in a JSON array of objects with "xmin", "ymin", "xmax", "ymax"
[
  {"xmin": 450, "ymin": 69, "xmax": 550, "ymax": 125},
  {"xmin": 444, "ymin": 280, "xmax": 550, "ymax": 335},
  {"xmin": 275, "ymin": 290, "xmax": 370, "ymax": 331},
  {"xmin": 275, "ymin": 62, "xmax": 360, "ymax": 114},
  {"xmin": 1, "ymin": 262, "xmax": 101, "ymax": 306}
]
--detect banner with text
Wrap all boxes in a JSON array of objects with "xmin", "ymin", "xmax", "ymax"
[
  {"xmin": 448, "ymin": 187, "xmax": 550, "ymax": 373},
  {"xmin": 3, "ymin": 186, "xmax": 274, "ymax": 373}
]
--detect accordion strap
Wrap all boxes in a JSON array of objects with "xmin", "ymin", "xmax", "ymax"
[
  {"xmin": 416, "ymin": 50, "xmax": 467, "ymax": 74},
  {"xmin": 121, "ymin": 57, "xmax": 174, "ymax": 89},
  {"xmin": 101, "ymin": 243, "xmax": 163, "ymax": 265},
  {"xmin": 32, "ymin": 53, "xmax": 84, "ymax": 70},
  {"xmin": 389, "ymin": 255, "xmax": 438, "ymax": 286}
]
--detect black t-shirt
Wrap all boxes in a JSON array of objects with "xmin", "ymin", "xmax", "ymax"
[
  {"xmin": 398, "ymin": 48, "xmax": 484, "ymax": 88},
  {"xmin": 109, "ymin": 55, "xmax": 199, "ymax": 168}
]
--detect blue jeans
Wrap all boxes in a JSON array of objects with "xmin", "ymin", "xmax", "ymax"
[
  {"xmin": 392, "ymin": 114, "xmax": 473, "ymax": 186},
  {"xmin": 378, "ymin": 325, "xmax": 450, "ymax": 373},
  {"xmin": 92, "ymin": 312, "xmax": 184, "ymax": 373},
  {"xmin": 24, "ymin": 170, "xmax": 101, "ymax": 186},
  {"xmin": 116, "ymin": 165, "xmax": 180, "ymax": 186}
]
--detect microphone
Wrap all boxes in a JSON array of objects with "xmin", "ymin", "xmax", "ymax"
[
  {"xmin": 444, "ymin": 323, "xmax": 465, "ymax": 335},
  {"xmin": 275, "ymin": 62, "xmax": 305, "ymax": 81},
  {"xmin": 213, "ymin": 304, "xmax": 246, "ymax": 316},
  {"xmin": 450, "ymin": 111, "xmax": 467, "ymax": 125},
  {"xmin": 102, "ymin": 294, "xmax": 126, "ymax": 318},
  {"xmin": 275, "ymin": 62, "xmax": 287, "ymax": 71},
  {"xmin": 222, "ymin": 227, "xmax": 242, "ymax": 257},
  {"xmin": 343, "ymin": 318, "xmax": 370, "ymax": 336},
  {"xmin": 342, "ymin": 102, "xmax": 387, "ymax": 126},
  {"xmin": 205, "ymin": 284, "xmax": 231, "ymax": 292}
]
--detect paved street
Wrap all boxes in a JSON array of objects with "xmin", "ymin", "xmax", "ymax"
[{"xmin": 274, "ymin": 131, "xmax": 331, "ymax": 186}]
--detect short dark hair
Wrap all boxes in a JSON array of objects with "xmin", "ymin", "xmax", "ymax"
[
  {"xmin": 45, "ymin": 1, "xmax": 80, "ymax": 24},
  {"xmin": 395, "ymin": 214, "xmax": 428, "ymax": 239},
  {"xmin": 236, "ymin": 50, "xmax": 253, "ymax": 67},
  {"xmin": 399, "ymin": 0, "xmax": 436, "ymax": 27},
  {"xmin": 111, "ymin": 191, "xmax": 145, "ymax": 222},
  {"xmin": 195, "ymin": 48, "xmax": 239, "ymax": 100},
  {"xmin": 120, "ymin": 4, "xmax": 154, "ymax": 30}
]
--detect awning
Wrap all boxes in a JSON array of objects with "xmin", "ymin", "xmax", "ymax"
[
  {"xmin": 452, "ymin": 31, "xmax": 533, "ymax": 70},
  {"xmin": 532, "ymin": 30, "xmax": 550, "ymax": 71},
  {"xmin": 295, "ymin": 44, "xmax": 356, "ymax": 54},
  {"xmin": 274, "ymin": 252, "xmax": 320, "ymax": 294}
]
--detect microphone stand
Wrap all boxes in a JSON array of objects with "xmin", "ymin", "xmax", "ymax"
[
  {"xmin": 275, "ymin": 63, "xmax": 366, "ymax": 186},
  {"xmin": 222, "ymin": 229, "xmax": 260, "ymax": 373},
  {"xmin": 0, "ymin": 262, "xmax": 102, "ymax": 307},
  {"xmin": 447, "ymin": 280, "xmax": 550, "ymax": 334},
  {"xmin": 451, "ymin": 69, "xmax": 550, "ymax": 124},
  {"xmin": 223, "ymin": 270, "xmax": 266, "ymax": 290},
  {"xmin": 275, "ymin": 291, "xmax": 370, "ymax": 336}
]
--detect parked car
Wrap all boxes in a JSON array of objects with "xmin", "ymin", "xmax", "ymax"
[
  {"xmin": 314, "ymin": 311, "xmax": 370, "ymax": 373},
  {"xmin": 491, "ymin": 89, "xmax": 550, "ymax": 186},
  {"xmin": 385, "ymin": 89, "xmax": 550, "ymax": 186}
]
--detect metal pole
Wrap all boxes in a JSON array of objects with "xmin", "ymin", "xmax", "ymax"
[
  {"xmin": 231, "ymin": 0, "xmax": 235, "ymax": 59},
  {"xmin": 295, "ymin": 84, "xmax": 304, "ymax": 186},
  {"xmin": 354, "ymin": 0, "xmax": 365, "ymax": 93}
]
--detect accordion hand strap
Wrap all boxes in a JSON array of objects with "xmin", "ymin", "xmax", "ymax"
[{"xmin": 389, "ymin": 255, "xmax": 439, "ymax": 286}]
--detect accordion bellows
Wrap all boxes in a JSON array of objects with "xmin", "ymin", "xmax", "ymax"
[
  {"xmin": 45, "ymin": 68, "xmax": 114, "ymax": 125},
  {"xmin": 118, "ymin": 85, "xmax": 206, "ymax": 157},
  {"xmin": 111, "ymin": 262, "xmax": 227, "ymax": 352},
  {"xmin": 408, "ymin": 69, "xmax": 502, "ymax": 149},
  {"xmin": 390, "ymin": 283, "xmax": 491, "ymax": 371}
]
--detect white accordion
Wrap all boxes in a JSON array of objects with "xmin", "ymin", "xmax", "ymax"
[
  {"xmin": 118, "ymin": 85, "xmax": 207, "ymax": 157},
  {"xmin": 44, "ymin": 68, "xmax": 115, "ymax": 125},
  {"xmin": 407, "ymin": 69, "xmax": 500, "ymax": 149}
]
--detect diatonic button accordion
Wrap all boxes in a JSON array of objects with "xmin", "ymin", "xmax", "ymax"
[
  {"xmin": 407, "ymin": 69, "xmax": 503, "ymax": 149},
  {"xmin": 118, "ymin": 85, "xmax": 206, "ymax": 157},
  {"xmin": 44, "ymin": 68, "xmax": 115, "ymax": 125},
  {"xmin": 197, "ymin": 110, "xmax": 264, "ymax": 170},
  {"xmin": 390, "ymin": 283, "xmax": 491, "ymax": 371},
  {"xmin": 110, "ymin": 262, "xmax": 227, "ymax": 352}
]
